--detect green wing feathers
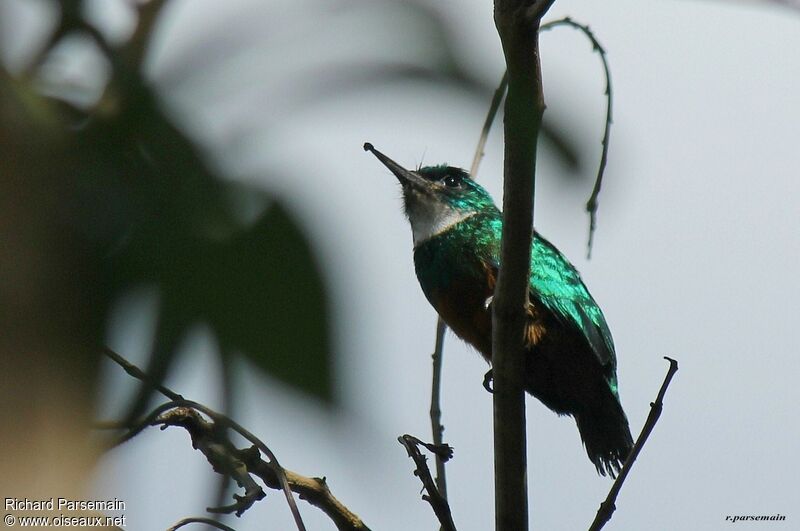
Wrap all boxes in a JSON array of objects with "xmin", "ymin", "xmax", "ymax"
[
  {"xmin": 470, "ymin": 216, "xmax": 616, "ymax": 373},
  {"xmin": 529, "ymin": 235, "xmax": 617, "ymax": 373},
  {"xmin": 418, "ymin": 214, "xmax": 619, "ymax": 394}
]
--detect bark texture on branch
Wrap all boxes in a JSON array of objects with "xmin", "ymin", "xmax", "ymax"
[{"xmin": 491, "ymin": 1, "xmax": 553, "ymax": 530}]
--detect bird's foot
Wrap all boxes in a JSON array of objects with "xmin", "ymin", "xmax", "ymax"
[{"xmin": 482, "ymin": 369, "xmax": 494, "ymax": 393}]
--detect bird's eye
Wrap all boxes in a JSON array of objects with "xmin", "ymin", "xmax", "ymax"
[{"xmin": 443, "ymin": 175, "xmax": 461, "ymax": 188}]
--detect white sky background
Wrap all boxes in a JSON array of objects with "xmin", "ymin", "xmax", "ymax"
[{"xmin": 4, "ymin": 0, "xmax": 800, "ymax": 529}]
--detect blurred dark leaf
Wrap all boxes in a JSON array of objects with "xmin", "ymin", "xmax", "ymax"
[
  {"xmin": 206, "ymin": 205, "xmax": 331, "ymax": 401},
  {"xmin": 80, "ymin": 78, "xmax": 333, "ymax": 406},
  {"xmin": 0, "ymin": 0, "xmax": 337, "ymax": 416}
]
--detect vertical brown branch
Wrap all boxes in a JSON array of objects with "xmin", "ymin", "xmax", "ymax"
[{"xmin": 492, "ymin": 1, "xmax": 554, "ymax": 529}]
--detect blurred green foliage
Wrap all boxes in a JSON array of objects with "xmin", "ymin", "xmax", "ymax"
[{"xmin": 0, "ymin": 0, "xmax": 332, "ymax": 412}]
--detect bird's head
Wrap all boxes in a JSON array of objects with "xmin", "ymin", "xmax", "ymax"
[{"xmin": 364, "ymin": 143, "xmax": 498, "ymax": 246}]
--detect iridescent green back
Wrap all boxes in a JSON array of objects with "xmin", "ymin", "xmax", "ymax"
[
  {"xmin": 455, "ymin": 210, "xmax": 618, "ymax": 390},
  {"xmin": 529, "ymin": 234, "xmax": 618, "ymax": 383}
]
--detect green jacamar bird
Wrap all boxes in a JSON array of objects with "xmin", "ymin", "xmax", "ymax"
[{"xmin": 364, "ymin": 142, "xmax": 633, "ymax": 476}]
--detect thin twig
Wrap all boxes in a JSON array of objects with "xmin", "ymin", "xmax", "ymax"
[
  {"xmin": 210, "ymin": 349, "xmax": 236, "ymax": 527},
  {"xmin": 103, "ymin": 346, "xmax": 182, "ymax": 401},
  {"xmin": 158, "ymin": 407, "xmax": 266, "ymax": 517},
  {"xmin": 202, "ymin": 404, "xmax": 307, "ymax": 531},
  {"xmin": 156, "ymin": 407, "xmax": 372, "ymax": 531},
  {"xmin": 399, "ymin": 435, "xmax": 457, "ymax": 531},
  {"xmin": 245, "ymin": 454, "xmax": 372, "ymax": 531},
  {"xmin": 166, "ymin": 517, "xmax": 237, "ymax": 531},
  {"xmin": 109, "ymin": 399, "xmax": 186, "ymax": 446},
  {"xmin": 429, "ymin": 317, "xmax": 449, "ymax": 499},
  {"xmin": 588, "ymin": 357, "xmax": 679, "ymax": 531},
  {"xmin": 541, "ymin": 17, "xmax": 613, "ymax": 258},
  {"xmin": 159, "ymin": 409, "xmax": 267, "ymax": 517},
  {"xmin": 183, "ymin": 400, "xmax": 307, "ymax": 530},
  {"xmin": 101, "ymin": 348, "xmax": 307, "ymax": 531},
  {"xmin": 470, "ymin": 71, "xmax": 509, "ymax": 178}
]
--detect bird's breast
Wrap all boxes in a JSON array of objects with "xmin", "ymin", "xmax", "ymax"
[{"xmin": 414, "ymin": 243, "xmax": 496, "ymax": 359}]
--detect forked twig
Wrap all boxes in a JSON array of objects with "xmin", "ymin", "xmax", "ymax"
[
  {"xmin": 399, "ymin": 435, "xmax": 456, "ymax": 531},
  {"xmin": 104, "ymin": 346, "xmax": 369, "ymax": 529},
  {"xmin": 101, "ymin": 348, "xmax": 306, "ymax": 531},
  {"xmin": 158, "ymin": 407, "xmax": 371, "ymax": 531},
  {"xmin": 588, "ymin": 357, "xmax": 679, "ymax": 531}
]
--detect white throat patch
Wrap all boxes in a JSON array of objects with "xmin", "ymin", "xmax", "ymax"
[{"xmin": 409, "ymin": 206, "xmax": 476, "ymax": 247}]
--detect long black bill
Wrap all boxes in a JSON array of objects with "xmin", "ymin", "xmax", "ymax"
[{"xmin": 363, "ymin": 142, "xmax": 427, "ymax": 189}]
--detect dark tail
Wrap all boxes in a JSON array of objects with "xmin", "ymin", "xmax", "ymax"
[{"xmin": 574, "ymin": 392, "xmax": 633, "ymax": 477}]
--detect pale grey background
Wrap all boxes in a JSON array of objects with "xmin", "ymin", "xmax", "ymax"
[{"xmin": 4, "ymin": 0, "xmax": 798, "ymax": 529}]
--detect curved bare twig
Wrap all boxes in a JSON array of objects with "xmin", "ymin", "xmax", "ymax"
[
  {"xmin": 167, "ymin": 517, "xmax": 237, "ymax": 531},
  {"xmin": 540, "ymin": 17, "xmax": 613, "ymax": 258}
]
